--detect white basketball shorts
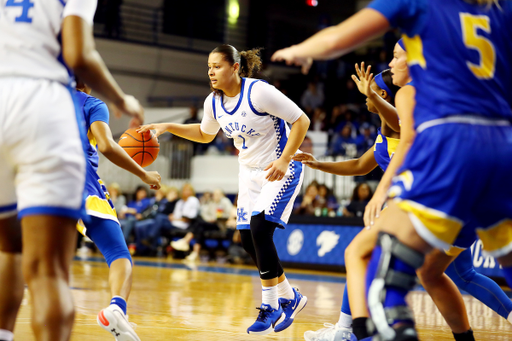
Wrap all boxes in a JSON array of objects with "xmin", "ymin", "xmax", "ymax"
[
  {"xmin": 236, "ymin": 160, "xmax": 304, "ymax": 229},
  {"xmin": 0, "ymin": 78, "xmax": 86, "ymax": 219}
]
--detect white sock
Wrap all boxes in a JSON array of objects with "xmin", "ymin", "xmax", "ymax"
[
  {"xmin": 277, "ymin": 278, "xmax": 295, "ymax": 300},
  {"xmin": 0, "ymin": 329, "xmax": 14, "ymax": 341},
  {"xmin": 262, "ymin": 285, "xmax": 279, "ymax": 310},
  {"xmin": 338, "ymin": 312, "xmax": 352, "ymax": 329}
]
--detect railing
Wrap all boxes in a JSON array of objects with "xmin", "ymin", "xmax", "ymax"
[{"xmin": 93, "ymin": 2, "xmax": 248, "ymax": 53}]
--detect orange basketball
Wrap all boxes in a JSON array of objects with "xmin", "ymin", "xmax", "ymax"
[{"xmin": 118, "ymin": 128, "xmax": 160, "ymax": 167}]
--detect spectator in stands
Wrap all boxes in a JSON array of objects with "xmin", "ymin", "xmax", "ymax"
[
  {"xmin": 182, "ymin": 189, "xmax": 233, "ymax": 262},
  {"xmin": 342, "ymin": 183, "xmax": 373, "ymax": 218},
  {"xmin": 119, "ymin": 185, "xmax": 152, "ymax": 243},
  {"xmin": 133, "ymin": 186, "xmax": 170, "ymax": 254},
  {"xmin": 294, "ymin": 182, "xmax": 322, "ymax": 216},
  {"xmin": 301, "ymin": 81, "xmax": 324, "ymax": 117},
  {"xmin": 107, "ymin": 182, "xmax": 126, "ymax": 215},
  {"xmin": 329, "ymin": 105, "xmax": 344, "ymax": 132},
  {"xmin": 169, "ymin": 183, "xmax": 201, "ymax": 255},
  {"xmin": 317, "ymin": 184, "xmax": 339, "ymax": 213},
  {"xmin": 311, "ymin": 107, "xmax": 327, "ymax": 131},
  {"xmin": 133, "ymin": 186, "xmax": 180, "ymax": 254},
  {"xmin": 331, "ymin": 124, "xmax": 357, "ymax": 156},
  {"xmin": 183, "ymin": 106, "xmax": 200, "ymax": 124},
  {"xmin": 355, "ymin": 122, "xmax": 377, "ymax": 156},
  {"xmin": 299, "ymin": 135, "xmax": 314, "ymax": 155}
]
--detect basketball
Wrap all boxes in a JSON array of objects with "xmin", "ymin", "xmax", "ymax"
[{"xmin": 118, "ymin": 128, "xmax": 160, "ymax": 167}]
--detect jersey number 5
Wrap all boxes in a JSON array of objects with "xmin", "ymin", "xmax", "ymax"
[
  {"xmin": 5, "ymin": 0, "xmax": 34, "ymax": 23},
  {"xmin": 460, "ymin": 13, "xmax": 495, "ymax": 79}
]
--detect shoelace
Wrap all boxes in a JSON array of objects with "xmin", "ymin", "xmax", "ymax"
[
  {"xmin": 281, "ymin": 299, "xmax": 293, "ymax": 309},
  {"xmin": 255, "ymin": 307, "xmax": 272, "ymax": 322}
]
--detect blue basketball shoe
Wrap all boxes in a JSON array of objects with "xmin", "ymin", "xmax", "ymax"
[
  {"xmin": 274, "ymin": 287, "xmax": 308, "ymax": 332},
  {"xmin": 247, "ymin": 304, "xmax": 286, "ymax": 335}
]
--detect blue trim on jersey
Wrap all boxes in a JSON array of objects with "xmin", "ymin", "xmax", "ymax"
[
  {"xmin": 273, "ymin": 117, "xmax": 288, "ymax": 159},
  {"xmin": 270, "ymin": 161, "xmax": 303, "ymax": 223},
  {"xmin": 247, "ymin": 80, "xmax": 269, "ymax": 116},
  {"xmin": 220, "ymin": 78, "xmax": 246, "ymax": 115},
  {"xmin": 0, "ymin": 203, "xmax": 17, "ymax": 213},
  {"xmin": 212, "ymin": 95, "xmax": 217, "ymax": 120},
  {"xmin": 57, "ymin": 33, "xmax": 73, "ymax": 86},
  {"xmin": 237, "ymin": 224, "xmax": 250, "ymax": 230},
  {"xmin": 19, "ymin": 206, "xmax": 82, "ymax": 220},
  {"xmin": 57, "ymin": 0, "xmax": 65, "ymax": 6}
]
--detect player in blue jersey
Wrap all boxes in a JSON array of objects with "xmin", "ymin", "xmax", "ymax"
[
  {"xmin": 139, "ymin": 45, "xmax": 310, "ymax": 335},
  {"xmin": 273, "ymin": 1, "xmax": 512, "ymax": 339},
  {"xmin": 0, "ymin": 1, "xmax": 145, "ymax": 340},
  {"xmin": 75, "ymin": 79, "xmax": 161, "ymax": 341},
  {"xmin": 295, "ymin": 67, "xmax": 400, "ymax": 341}
]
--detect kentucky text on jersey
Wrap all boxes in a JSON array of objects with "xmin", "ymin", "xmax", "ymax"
[{"xmin": 223, "ymin": 122, "xmax": 261, "ymax": 137}]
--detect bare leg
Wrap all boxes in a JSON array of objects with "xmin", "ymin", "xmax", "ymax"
[
  {"xmin": 0, "ymin": 215, "xmax": 24, "ymax": 333},
  {"xmin": 344, "ymin": 210, "xmax": 388, "ymax": 318},
  {"xmin": 22, "ymin": 215, "xmax": 77, "ymax": 341},
  {"xmin": 109, "ymin": 258, "xmax": 133, "ymax": 300},
  {"xmin": 417, "ymin": 250, "xmax": 470, "ymax": 333}
]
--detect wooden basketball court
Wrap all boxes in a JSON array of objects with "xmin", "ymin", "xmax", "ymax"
[{"xmin": 13, "ymin": 256, "xmax": 512, "ymax": 340}]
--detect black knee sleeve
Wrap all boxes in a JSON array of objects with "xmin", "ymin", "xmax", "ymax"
[
  {"xmin": 240, "ymin": 229, "xmax": 259, "ymax": 268},
  {"xmin": 250, "ymin": 212, "xmax": 284, "ymax": 280}
]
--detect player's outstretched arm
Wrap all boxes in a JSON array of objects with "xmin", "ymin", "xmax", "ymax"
[
  {"xmin": 364, "ymin": 85, "xmax": 416, "ymax": 227},
  {"xmin": 137, "ymin": 123, "xmax": 216, "ymax": 144},
  {"xmin": 91, "ymin": 121, "xmax": 161, "ymax": 189},
  {"xmin": 271, "ymin": 9, "xmax": 389, "ymax": 73},
  {"xmin": 61, "ymin": 15, "xmax": 144, "ymax": 125},
  {"xmin": 293, "ymin": 148, "xmax": 378, "ymax": 176}
]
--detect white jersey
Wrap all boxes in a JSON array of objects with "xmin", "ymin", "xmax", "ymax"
[
  {"xmin": 201, "ymin": 78, "xmax": 303, "ymax": 168},
  {"xmin": 0, "ymin": 0, "xmax": 97, "ymax": 84}
]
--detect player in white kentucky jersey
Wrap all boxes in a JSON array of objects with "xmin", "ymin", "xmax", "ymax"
[
  {"xmin": 0, "ymin": 1, "xmax": 146, "ymax": 340},
  {"xmin": 138, "ymin": 44, "xmax": 310, "ymax": 335}
]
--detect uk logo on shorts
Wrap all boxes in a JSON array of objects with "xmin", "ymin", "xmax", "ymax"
[{"xmin": 237, "ymin": 208, "xmax": 248, "ymax": 222}]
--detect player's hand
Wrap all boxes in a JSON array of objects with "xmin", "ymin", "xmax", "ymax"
[
  {"xmin": 137, "ymin": 123, "xmax": 168, "ymax": 137},
  {"xmin": 142, "ymin": 171, "xmax": 161, "ymax": 190},
  {"xmin": 271, "ymin": 47, "xmax": 313, "ymax": 75},
  {"xmin": 351, "ymin": 62, "xmax": 374, "ymax": 97},
  {"xmin": 264, "ymin": 158, "xmax": 289, "ymax": 182},
  {"xmin": 114, "ymin": 95, "xmax": 144, "ymax": 125},
  {"xmin": 363, "ymin": 189, "xmax": 387, "ymax": 227},
  {"xmin": 292, "ymin": 152, "xmax": 320, "ymax": 169}
]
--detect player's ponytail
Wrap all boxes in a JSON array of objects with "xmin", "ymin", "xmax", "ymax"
[{"xmin": 239, "ymin": 48, "xmax": 262, "ymax": 78}]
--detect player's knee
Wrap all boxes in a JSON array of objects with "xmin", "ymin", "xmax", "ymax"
[
  {"xmin": 250, "ymin": 212, "xmax": 275, "ymax": 244},
  {"xmin": 105, "ymin": 248, "xmax": 132, "ymax": 268},
  {"xmin": 22, "ymin": 255, "xmax": 69, "ymax": 284},
  {"xmin": 345, "ymin": 239, "xmax": 360, "ymax": 263}
]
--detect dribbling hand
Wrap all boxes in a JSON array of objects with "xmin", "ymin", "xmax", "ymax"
[
  {"xmin": 137, "ymin": 123, "xmax": 168, "ymax": 137},
  {"xmin": 142, "ymin": 171, "xmax": 161, "ymax": 190}
]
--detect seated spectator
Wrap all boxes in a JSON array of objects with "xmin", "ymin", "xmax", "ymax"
[
  {"xmin": 168, "ymin": 184, "xmax": 201, "ymax": 254},
  {"xmin": 331, "ymin": 124, "xmax": 357, "ymax": 156},
  {"xmin": 301, "ymin": 81, "xmax": 324, "ymax": 117},
  {"xmin": 311, "ymin": 107, "xmax": 327, "ymax": 131},
  {"xmin": 355, "ymin": 123, "xmax": 377, "ymax": 156},
  {"xmin": 107, "ymin": 182, "xmax": 126, "ymax": 215},
  {"xmin": 299, "ymin": 135, "xmax": 314, "ymax": 154},
  {"xmin": 179, "ymin": 188, "xmax": 233, "ymax": 262},
  {"xmin": 294, "ymin": 183, "xmax": 326, "ymax": 216},
  {"xmin": 317, "ymin": 184, "xmax": 339, "ymax": 213},
  {"xmin": 119, "ymin": 185, "xmax": 152, "ymax": 244},
  {"xmin": 343, "ymin": 183, "xmax": 373, "ymax": 218},
  {"xmin": 133, "ymin": 187, "xmax": 180, "ymax": 255}
]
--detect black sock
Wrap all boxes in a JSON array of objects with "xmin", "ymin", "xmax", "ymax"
[
  {"xmin": 453, "ymin": 329, "xmax": 474, "ymax": 341},
  {"xmin": 352, "ymin": 317, "xmax": 370, "ymax": 340}
]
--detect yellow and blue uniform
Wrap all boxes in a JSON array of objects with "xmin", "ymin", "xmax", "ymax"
[
  {"xmin": 369, "ymin": 0, "xmax": 512, "ymax": 257},
  {"xmin": 373, "ymin": 128, "xmax": 399, "ymax": 172},
  {"xmin": 75, "ymin": 90, "xmax": 131, "ymax": 267}
]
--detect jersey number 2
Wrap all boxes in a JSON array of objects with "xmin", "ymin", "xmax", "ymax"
[
  {"xmin": 460, "ymin": 13, "xmax": 495, "ymax": 79},
  {"xmin": 5, "ymin": 0, "xmax": 34, "ymax": 23}
]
